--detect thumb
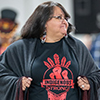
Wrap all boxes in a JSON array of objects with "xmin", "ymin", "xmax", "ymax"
[
  {"xmin": 77, "ymin": 76, "xmax": 81, "ymax": 80},
  {"xmin": 28, "ymin": 77, "xmax": 33, "ymax": 81}
]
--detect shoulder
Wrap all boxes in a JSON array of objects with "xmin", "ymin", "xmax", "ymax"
[
  {"xmin": 65, "ymin": 35, "xmax": 90, "ymax": 59},
  {"xmin": 5, "ymin": 38, "xmax": 37, "ymax": 53},
  {"xmin": 67, "ymin": 34, "xmax": 87, "ymax": 49},
  {"xmin": 9, "ymin": 38, "xmax": 36, "ymax": 48}
]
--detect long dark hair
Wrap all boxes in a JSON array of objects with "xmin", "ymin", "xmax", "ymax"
[{"xmin": 21, "ymin": 1, "xmax": 74, "ymax": 39}]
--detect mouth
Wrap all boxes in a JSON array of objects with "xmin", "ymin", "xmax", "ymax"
[
  {"xmin": 60, "ymin": 25, "xmax": 67, "ymax": 29},
  {"xmin": 61, "ymin": 25, "xmax": 65, "ymax": 28},
  {"xmin": 61, "ymin": 26, "xmax": 67, "ymax": 31}
]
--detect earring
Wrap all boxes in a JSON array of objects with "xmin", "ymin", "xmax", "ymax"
[
  {"xmin": 41, "ymin": 35, "xmax": 46, "ymax": 43},
  {"xmin": 41, "ymin": 31, "xmax": 46, "ymax": 43},
  {"xmin": 65, "ymin": 33, "xmax": 68, "ymax": 38}
]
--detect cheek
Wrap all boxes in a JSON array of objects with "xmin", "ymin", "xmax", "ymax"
[{"xmin": 46, "ymin": 21, "xmax": 59, "ymax": 31}]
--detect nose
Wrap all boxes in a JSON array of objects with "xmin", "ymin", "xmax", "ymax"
[
  {"xmin": 62, "ymin": 18, "xmax": 69, "ymax": 28},
  {"xmin": 61, "ymin": 17, "xmax": 67, "ymax": 23},
  {"xmin": 62, "ymin": 16, "xmax": 69, "ymax": 22},
  {"xmin": 62, "ymin": 18, "xmax": 68, "ymax": 24}
]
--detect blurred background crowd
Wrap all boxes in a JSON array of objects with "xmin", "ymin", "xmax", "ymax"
[{"xmin": 0, "ymin": 0, "xmax": 100, "ymax": 98}]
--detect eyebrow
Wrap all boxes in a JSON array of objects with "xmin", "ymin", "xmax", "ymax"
[{"xmin": 54, "ymin": 14, "xmax": 65, "ymax": 17}]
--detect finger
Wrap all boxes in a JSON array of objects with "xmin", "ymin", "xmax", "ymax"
[
  {"xmin": 25, "ymin": 81, "xmax": 31, "ymax": 87},
  {"xmin": 77, "ymin": 76, "xmax": 81, "ymax": 80},
  {"xmin": 77, "ymin": 81, "xmax": 90, "ymax": 90},
  {"xmin": 26, "ymin": 77, "xmax": 32, "ymax": 85},
  {"xmin": 77, "ymin": 82, "xmax": 85, "ymax": 89},
  {"xmin": 22, "ymin": 77, "xmax": 32, "ymax": 91},
  {"xmin": 79, "ymin": 77, "xmax": 89, "ymax": 84},
  {"xmin": 77, "ymin": 76, "xmax": 90, "ymax": 90},
  {"xmin": 77, "ymin": 77, "xmax": 88, "ymax": 85},
  {"xmin": 81, "ymin": 84, "xmax": 89, "ymax": 90},
  {"xmin": 22, "ymin": 82, "xmax": 27, "ymax": 91},
  {"xmin": 77, "ymin": 79, "xmax": 84, "ymax": 85},
  {"xmin": 28, "ymin": 77, "xmax": 33, "ymax": 81},
  {"xmin": 77, "ymin": 76, "xmax": 83, "ymax": 83},
  {"xmin": 77, "ymin": 78, "xmax": 85, "ymax": 88},
  {"xmin": 22, "ymin": 77, "xmax": 26, "ymax": 90},
  {"xmin": 22, "ymin": 85, "xmax": 26, "ymax": 91},
  {"xmin": 85, "ymin": 84, "xmax": 90, "ymax": 90},
  {"xmin": 26, "ymin": 83, "xmax": 31, "ymax": 88},
  {"xmin": 25, "ymin": 77, "xmax": 33, "ymax": 88},
  {"xmin": 78, "ymin": 82, "xmax": 90, "ymax": 90},
  {"xmin": 22, "ymin": 77, "xmax": 32, "ymax": 84},
  {"xmin": 22, "ymin": 76, "xmax": 28, "ymax": 80},
  {"xmin": 82, "ymin": 77, "xmax": 89, "ymax": 84}
]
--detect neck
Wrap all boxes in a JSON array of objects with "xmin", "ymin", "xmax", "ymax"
[{"xmin": 46, "ymin": 35, "xmax": 64, "ymax": 43}]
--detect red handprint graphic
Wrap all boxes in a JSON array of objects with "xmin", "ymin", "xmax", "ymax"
[
  {"xmin": 49, "ymin": 67, "xmax": 69, "ymax": 80},
  {"xmin": 42, "ymin": 54, "xmax": 74, "ymax": 100}
]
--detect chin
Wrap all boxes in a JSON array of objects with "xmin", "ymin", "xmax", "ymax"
[
  {"xmin": 61, "ymin": 29, "xmax": 67, "ymax": 33},
  {"xmin": 60, "ymin": 34, "xmax": 65, "ymax": 39}
]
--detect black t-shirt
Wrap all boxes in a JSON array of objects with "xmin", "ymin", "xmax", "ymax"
[{"xmin": 29, "ymin": 38, "xmax": 79, "ymax": 100}]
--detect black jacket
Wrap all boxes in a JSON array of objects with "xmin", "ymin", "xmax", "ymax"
[{"xmin": 0, "ymin": 35, "xmax": 100, "ymax": 100}]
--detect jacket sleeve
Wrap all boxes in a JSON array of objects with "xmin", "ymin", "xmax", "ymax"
[
  {"xmin": 0, "ymin": 49, "xmax": 19, "ymax": 100},
  {"xmin": 75, "ymin": 39, "xmax": 100, "ymax": 100},
  {"xmin": 0, "ymin": 40, "xmax": 27, "ymax": 100},
  {"xmin": 0, "ymin": 38, "xmax": 37, "ymax": 100}
]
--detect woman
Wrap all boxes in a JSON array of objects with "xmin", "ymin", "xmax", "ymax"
[{"xmin": 0, "ymin": 1, "xmax": 100, "ymax": 100}]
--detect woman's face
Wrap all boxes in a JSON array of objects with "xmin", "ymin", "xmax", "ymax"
[{"xmin": 45, "ymin": 6, "xmax": 69, "ymax": 42}]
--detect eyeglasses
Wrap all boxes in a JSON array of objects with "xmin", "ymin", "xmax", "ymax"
[{"xmin": 50, "ymin": 15, "xmax": 69, "ymax": 22}]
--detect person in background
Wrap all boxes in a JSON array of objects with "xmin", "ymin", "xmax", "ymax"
[
  {"xmin": 90, "ymin": 33, "xmax": 100, "ymax": 100},
  {"xmin": 90, "ymin": 33, "xmax": 100, "ymax": 68},
  {"xmin": 0, "ymin": 9, "xmax": 18, "ymax": 55},
  {"xmin": 0, "ymin": 1, "xmax": 100, "ymax": 100}
]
